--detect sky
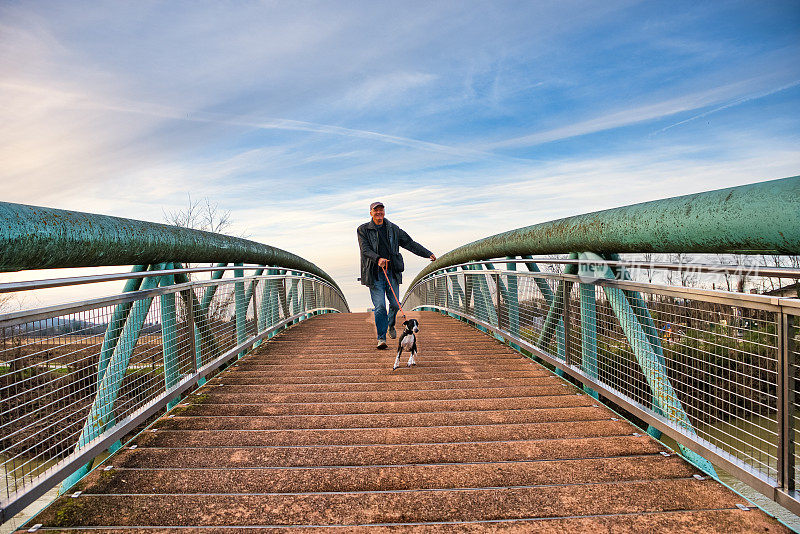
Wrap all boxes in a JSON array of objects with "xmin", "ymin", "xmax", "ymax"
[{"xmin": 1, "ymin": 0, "xmax": 799, "ymax": 311}]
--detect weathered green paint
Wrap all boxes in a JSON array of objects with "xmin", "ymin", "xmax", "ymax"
[
  {"xmin": 536, "ymin": 254, "xmax": 578, "ymax": 360},
  {"xmin": 504, "ymin": 257, "xmax": 520, "ymax": 338},
  {"xmin": 518, "ymin": 256, "xmax": 567, "ymax": 377},
  {"xmin": 200, "ymin": 263, "xmax": 227, "ymax": 313},
  {"xmin": 0, "ymin": 201, "xmax": 344, "ymax": 296},
  {"xmin": 96, "ymin": 265, "xmax": 148, "ymax": 383},
  {"xmin": 234, "ymin": 264, "xmax": 247, "ymax": 358},
  {"xmin": 577, "ymin": 256, "xmax": 599, "ymax": 400},
  {"xmin": 173, "ymin": 266, "xmax": 222, "ymax": 378},
  {"xmin": 410, "ymin": 176, "xmax": 800, "ymax": 289},
  {"xmin": 603, "ymin": 253, "xmax": 668, "ymax": 439},
  {"xmin": 581, "ymin": 252, "xmax": 716, "ymax": 476}
]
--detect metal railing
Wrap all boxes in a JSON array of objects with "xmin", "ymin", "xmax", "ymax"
[
  {"xmin": 403, "ymin": 176, "xmax": 800, "ymax": 515},
  {"xmin": 0, "ymin": 203, "xmax": 349, "ymax": 524}
]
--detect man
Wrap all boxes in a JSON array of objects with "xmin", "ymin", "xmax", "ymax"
[{"xmin": 357, "ymin": 201, "xmax": 436, "ymax": 349}]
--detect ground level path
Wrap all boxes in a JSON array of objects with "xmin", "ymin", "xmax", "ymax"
[{"xmin": 25, "ymin": 311, "xmax": 786, "ymax": 532}]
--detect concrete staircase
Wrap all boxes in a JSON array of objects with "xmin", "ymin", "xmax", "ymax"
[{"xmin": 26, "ymin": 311, "xmax": 786, "ymax": 532}]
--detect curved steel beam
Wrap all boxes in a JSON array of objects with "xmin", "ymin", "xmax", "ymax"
[
  {"xmin": 410, "ymin": 175, "xmax": 800, "ymax": 289},
  {"xmin": 0, "ymin": 201, "xmax": 344, "ymax": 295}
]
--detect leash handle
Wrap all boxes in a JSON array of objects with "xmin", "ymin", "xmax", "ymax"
[{"xmin": 381, "ymin": 264, "xmax": 407, "ymax": 321}]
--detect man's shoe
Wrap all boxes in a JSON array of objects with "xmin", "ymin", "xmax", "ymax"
[
  {"xmin": 388, "ymin": 325, "xmax": 396, "ymax": 339},
  {"xmin": 377, "ymin": 339, "xmax": 388, "ymax": 350}
]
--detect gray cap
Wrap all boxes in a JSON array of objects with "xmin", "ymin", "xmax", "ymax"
[{"xmin": 370, "ymin": 201, "xmax": 384, "ymax": 210}]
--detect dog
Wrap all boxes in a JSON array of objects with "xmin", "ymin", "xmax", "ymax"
[{"xmin": 393, "ymin": 318, "xmax": 420, "ymax": 370}]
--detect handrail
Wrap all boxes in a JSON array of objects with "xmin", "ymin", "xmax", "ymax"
[
  {"xmin": 410, "ymin": 175, "xmax": 800, "ymax": 289},
  {"xmin": 402, "ymin": 176, "xmax": 800, "ymax": 516},
  {"xmin": 404, "ymin": 264, "xmax": 800, "ymax": 515},
  {"xmin": 0, "ymin": 203, "xmax": 350, "ymax": 525},
  {"xmin": 0, "ymin": 201, "xmax": 343, "ymax": 295}
]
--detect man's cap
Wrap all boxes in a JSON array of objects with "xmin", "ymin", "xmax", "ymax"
[{"xmin": 370, "ymin": 201, "xmax": 384, "ymax": 210}]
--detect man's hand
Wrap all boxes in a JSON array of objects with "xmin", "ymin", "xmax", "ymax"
[
  {"xmin": 378, "ymin": 258, "xmax": 389, "ymax": 269},
  {"xmin": 429, "ymin": 254, "xmax": 436, "ymax": 261}
]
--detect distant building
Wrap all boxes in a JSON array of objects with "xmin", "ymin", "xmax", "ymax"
[{"xmin": 762, "ymin": 282, "xmax": 800, "ymax": 299}]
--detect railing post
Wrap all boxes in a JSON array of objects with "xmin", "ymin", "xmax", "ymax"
[
  {"xmin": 779, "ymin": 308, "xmax": 795, "ymax": 493},
  {"xmin": 184, "ymin": 287, "xmax": 197, "ymax": 374},
  {"xmin": 494, "ymin": 272, "xmax": 501, "ymax": 328},
  {"xmin": 160, "ymin": 263, "xmax": 180, "ymax": 409},
  {"xmin": 505, "ymin": 257, "xmax": 520, "ymax": 340},
  {"xmin": 234, "ymin": 263, "xmax": 246, "ymax": 358},
  {"xmin": 562, "ymin": 275, "xmax": 571, "ymax": 366},
  {"xmin": 578, "ymin": 259, "xmax": 599, "ymax": 399}
]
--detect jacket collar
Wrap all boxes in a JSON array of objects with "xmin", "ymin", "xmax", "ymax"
[{"xmin": 366, "ymin": 218, "xmax": 392, "ymax": 231}]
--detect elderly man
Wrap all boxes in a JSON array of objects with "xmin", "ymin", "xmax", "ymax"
[{"xmin": 357, "ymin": 201, "xmax": 436, "ymax": 349}]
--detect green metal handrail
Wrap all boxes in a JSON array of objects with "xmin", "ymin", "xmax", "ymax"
[
  {"xmin": 0, "ymin": 201, "xmax": 343, "ymax": 295},
  {"xmin": 409, "ymin": 175, "xmax": 800, "ymax": 289},
  {"xmin": 402, "ymin": 175, "xmax": 800, "ymax": 515}
]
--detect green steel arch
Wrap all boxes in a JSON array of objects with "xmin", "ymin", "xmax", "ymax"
[
  {"xmin": 0, "ymin": 201, "xmax": 344, "ymax": 295},
  {"xmin": 410, "ymin": 175, "xmax": 800, "ymax": 288}
]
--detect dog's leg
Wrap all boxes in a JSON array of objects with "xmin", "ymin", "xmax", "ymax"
[
  {"xmin": 407, "ymin": 341, "xmax": 417, "ymax": 367},
  {"xmin": 393, "ymin": 340, "xmax": 403, "ymax": 371}
]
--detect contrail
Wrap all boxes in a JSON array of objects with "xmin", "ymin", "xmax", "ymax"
[{"xmin": 654, "ymin": 79, "xmax": 800, "ymax": 134}]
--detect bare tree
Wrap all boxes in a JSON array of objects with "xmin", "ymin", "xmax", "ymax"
[
  {"xmin": 163, "ymin": 194, "xmax": 233, "ymax": 235},
  {"xmin": 716, "ymin": 254, "xmax": 733, "ymax": 292},
  {"xmin": 641, "ymin": 252, "xmax": 655, "ymax": 284}
]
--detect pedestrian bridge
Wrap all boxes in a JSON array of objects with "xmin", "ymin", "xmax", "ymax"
[{"xmin": 1, "ymin": 176, "xmax": 799, "ymax": 531}]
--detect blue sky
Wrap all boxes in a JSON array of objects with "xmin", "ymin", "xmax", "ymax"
[{"xmin": 1, "ymin": 1, "xmax": 799, "ymax": 310}]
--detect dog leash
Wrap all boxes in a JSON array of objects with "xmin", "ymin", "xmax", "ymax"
[{"xmin": 381, "ymin": 264, "xmax": 407, "ymax": 321}]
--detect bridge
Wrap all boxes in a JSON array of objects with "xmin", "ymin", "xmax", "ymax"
[{"xmin": 1, "ymin": 176, "xmax": 799, "ymax": 531}]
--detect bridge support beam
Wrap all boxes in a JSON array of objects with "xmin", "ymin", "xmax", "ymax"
[
  {"xmin": 60, "ymin": 264, "xmax": 166, "ymax": 494},
  {"xmin": 160, "ymin": 263, "xmax": 181, "ymax": 410},
  {"xmin": 581, "ymin": 252, "xmax": 716, "ymax": 477}
]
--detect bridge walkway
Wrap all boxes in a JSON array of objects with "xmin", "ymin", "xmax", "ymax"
[{"xmin": 24, "ymin": 311, "xmax": 786, "ymax": 532}]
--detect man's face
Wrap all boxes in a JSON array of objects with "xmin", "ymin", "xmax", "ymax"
[{"xmin": 371, "ymin": 206, "xmax": 385, "ymax": 225}]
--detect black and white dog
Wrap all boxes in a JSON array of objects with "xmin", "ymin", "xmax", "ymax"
[{"xmin": 393, "ymin": 318, "xmax": 420, "ymax": 370}]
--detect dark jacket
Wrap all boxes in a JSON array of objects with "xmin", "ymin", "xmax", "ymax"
[{"xmin": 357, "ymin": 218, "xmax": 433, "ymax": 287}]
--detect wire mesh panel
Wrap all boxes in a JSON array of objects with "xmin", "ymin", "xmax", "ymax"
[
  {"xmin": 1, "ymin": 268, "xmax": 347, "ymax": 519},
  {"xmin": 789, "ymin": 311, "xmax": 800, "ymax": 491},
  {"xmin": 404, "ymin": 261, "xmax": 800, "ymax": 511}
]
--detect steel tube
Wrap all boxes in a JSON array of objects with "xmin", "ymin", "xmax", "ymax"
[
  {"xmin": 410, "ymin": 175, "xmax": 800, "ymax": 289},
  {"xmin": 0, "ymin": 201, "xmax": 343, "ymax": 294}
]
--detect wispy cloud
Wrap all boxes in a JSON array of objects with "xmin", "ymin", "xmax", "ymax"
[
  {"xmin": 483, "ymin": 75, "xmax": 800, "ymax": 150},
  {"xmin": 1, "ymin": 1, "xmax": 799, "ymax": 311}
]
